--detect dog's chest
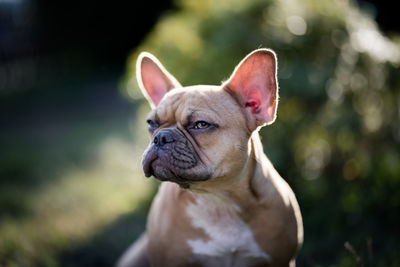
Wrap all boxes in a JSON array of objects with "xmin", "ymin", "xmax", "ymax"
[{"xmin": 185, "ymin": 194, "xmax": 270, "ymax": 266}]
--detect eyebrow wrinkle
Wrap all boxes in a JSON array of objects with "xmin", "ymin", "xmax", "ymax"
[
  {"xmin": 207, "ymin": 104, "xmax": 219, "ymax": 115},
  {"xmin": 186, "ymin": 110, "xmax": 194, "ymax": 125},
  {"xmin": 184, "ymin": 106, "xmax": 201, "ymax": 126}
]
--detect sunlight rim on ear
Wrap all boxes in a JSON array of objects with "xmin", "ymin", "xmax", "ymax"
[
  {"xmin": 223, "ymin": 48, "xmax": 279, "ymax": 129},
  {"xmin": 136, "ymin": 52, "xmax": 182, "ymax": 108}
]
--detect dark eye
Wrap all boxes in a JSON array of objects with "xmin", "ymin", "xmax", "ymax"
[
  {"xmin": 146, "ymin": 119, "xmax": 158, "ymax": 130},
  {"xmin": 193, "ymin": 121, "xmax": 210, "ymax": 129}
]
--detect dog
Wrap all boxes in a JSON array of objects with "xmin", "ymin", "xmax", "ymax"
[{"xmin": 117, "ymin": 49, "xmax": 303, "ymax": 267}]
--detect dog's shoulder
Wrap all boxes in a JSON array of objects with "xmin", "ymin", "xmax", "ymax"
[{"xmin": 250, "ymin": 153, "xmax": 304, "ymax": 255}]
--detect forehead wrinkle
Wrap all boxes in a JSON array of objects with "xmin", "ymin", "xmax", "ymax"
[
  {"xmin": 173, "ymin": 95, "xmax": 190, "ymax": 123},
  {"xmin": 156, "ymin": 93, "xmax": 183, "ymax": 123},
  {"xmin": 190, "ymin": 93, "xmax": 225, "ymax": 124},
  {"xmin": 183, "ymin": 89, "xmax": 226, "ymax": 124},
  {"xmin": 180, "ymin": 99, "xmax": 203, "ymax": 123},
  {"xmin": 186, "ymin": 110, "xmax": 195, "ymax": 125},
  {"xmin": 190, "ymin": 110, "xmax": 222, "ymax": 125},
  {"xmin": 204, "ymin": 101, "xmax": 223, "ymax": 124}
]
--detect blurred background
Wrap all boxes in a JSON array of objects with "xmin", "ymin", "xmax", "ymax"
[{"xmin": 0, "ymin": 0, "xmax": 399, "ymax": 266}]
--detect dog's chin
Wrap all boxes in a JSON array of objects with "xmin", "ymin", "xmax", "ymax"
[
  {"xmin": 142, "ymin": 153, "xmax": 211, "ymax": 188},
  {"xmin": 149, "ymin": 160, "xmax": 211, "ymax": 188},
  {"xmin": 142, "ymin": 143, "xmax": 212, "ymax": 188}
]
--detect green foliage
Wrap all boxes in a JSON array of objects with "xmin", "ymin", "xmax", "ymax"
[{"xmin": 125, "ymin": 0, "xmax": 400, "ymax": 266}]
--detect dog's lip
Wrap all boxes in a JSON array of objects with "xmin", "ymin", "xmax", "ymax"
[{"xmin": 142, "ymin": 148, "xmax": 158, "ymax": 177}]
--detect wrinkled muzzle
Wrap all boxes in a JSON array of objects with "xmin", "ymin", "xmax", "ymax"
[{"xmin": 142, "ymin": 128, "xmax": 211, "ymax": 187}]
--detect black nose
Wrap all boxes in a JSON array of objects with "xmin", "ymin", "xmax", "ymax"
[{"xmin": 153, "ymin": 130, "xmax": 175, "ymax": 147}]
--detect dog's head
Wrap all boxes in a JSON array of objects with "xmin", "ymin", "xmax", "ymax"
[{"xmin": 137, "ymin": 49, "xmax": 278, "ymax": 188}]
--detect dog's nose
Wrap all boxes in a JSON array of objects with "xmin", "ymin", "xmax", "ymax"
[{"xmin": 153, "ymin": 130, "xmax": 175, "ymax": 147}]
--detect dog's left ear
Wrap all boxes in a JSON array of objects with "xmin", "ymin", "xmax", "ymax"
[
  {"xmin": 223, "ymin": 49, "xmax": 278, "ymax": 129},
  {"xmin": 137, "ymin": 52, "xmax": 182, "ymax": 108}
]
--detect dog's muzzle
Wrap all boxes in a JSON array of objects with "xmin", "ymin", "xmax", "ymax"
[{"xmin": 142, "ymin": 128, "xmax": 210, "ymax": 187}]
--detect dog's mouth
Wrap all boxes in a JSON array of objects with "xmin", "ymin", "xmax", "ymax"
[
  {"xmin": 142, "ymin": 144, "xmax": 211, "ymax": 188},
  {"xmin": 142, "ymin": 147, "xmax": 158, "ymax": 178}
]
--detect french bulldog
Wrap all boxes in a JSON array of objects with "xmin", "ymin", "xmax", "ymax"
[{"xmin": 117, "ymin": 49, "xmax": 303, "ymax": 267}]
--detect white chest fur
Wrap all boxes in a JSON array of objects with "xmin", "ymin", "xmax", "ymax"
[{"xmin": 186, "ymin": 194, "xmax": 270, "ymax": 267}]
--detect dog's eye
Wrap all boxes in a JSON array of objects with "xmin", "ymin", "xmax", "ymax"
[
  {"xmin": 194, "ymin": 121, "xmax": 210, "ymax": 129},
  {"xmin": 146, "ymin": 119, "xmax": 158, "ymax": 130}
]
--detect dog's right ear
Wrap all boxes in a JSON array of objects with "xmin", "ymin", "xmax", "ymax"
[{"xmin": 136, "ymin": 52, "xmax": 182, "ymax": 108}]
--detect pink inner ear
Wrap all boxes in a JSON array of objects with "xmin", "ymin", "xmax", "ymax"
[
  {"xmin": 142, "ymin": 75, "xmax": 168, "ymax": 105},
  {"xmin": 149, "ymin": 88, "xmax": 166, "ymax": 106},
  {"xmin": 137, "ymin": 54, "xmax": 182, "ymax": 107},
  {"xmin": 246, "ymin": 100, "xmax": 260, "ymax": 114},
  {"xmin": 225, "ymin": 49, "xmax": 278, "ymax": 126},
  {"xmin": 140, "ymin": 59, "xmax": 170, "ymax": 106},
  {"xmin": 245, "ymin": 87, "xmax": 275, "ymax": 119}
]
